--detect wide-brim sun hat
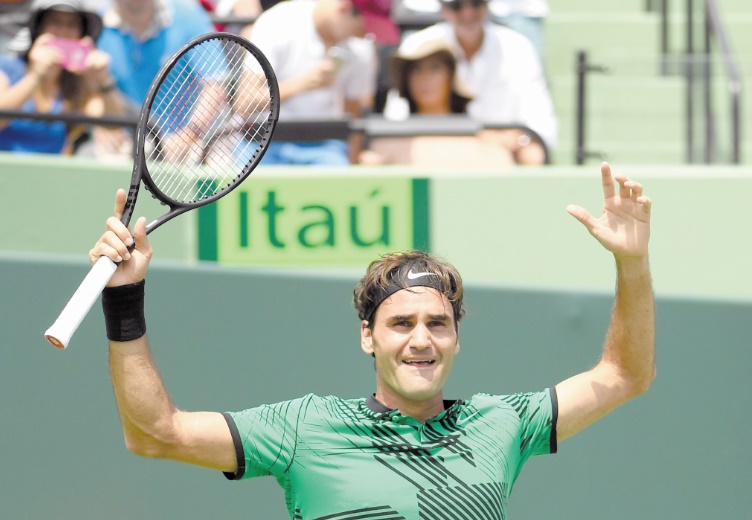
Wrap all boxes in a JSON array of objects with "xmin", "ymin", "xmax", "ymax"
[
  {"xmin": 7, "ymin": 0, "xmax": 103, "ymax": 53},
  {"xmin": 391, "ymin": 37, "xmax": 473, "ymax": 102}
]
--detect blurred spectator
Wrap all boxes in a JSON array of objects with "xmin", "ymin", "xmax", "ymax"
[
  {"xmin": 390, "ymin": 37, "xmax": 472, "ymax": 115},
  {"xmin": 209, "ymin": 0, "xmax": 283, "ymax": 37},
  {"xmin": 488, "ymin": 0, "xmax": 548, "ymax": 64},
  {"xmin": 384, "ymin": 0, "xmax": 557, "ymax": 162},
  {"xmin": 360, "ymin": 37, "xmax": 517, "ymax": 167},
  {"xmin": 243, "ymin": 0, "xmax": 397, "ymax": 166},
  {"xmin": 211, "ymin": 0, "xmax": 260, "ymax": 36},
  {"xmin": 98, "ymin": 0, "xmax": 213, "ymax": 109},
  {"xmin": 1, "ymin": 0, "xmax": 32, "ymax": 54},
  {"xmin": 82, "ymin": 0, "xmax": 214, "ymax": 158},
  {"xmin": 0, "ymin": 0, "xmax": 125, "ymax": 154}
]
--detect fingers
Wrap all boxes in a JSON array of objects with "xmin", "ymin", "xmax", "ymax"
[
  {"xmin": 605, "ymin": 164, "xmax": 651, "ymax": 214},
  {"xmin": 615, "ymin": 176, "xmax": 638, "ymax": 200},
  {"xmin": 603, "ymin": 162, "xmax": 642, "ymax": 201},
  {"xmin": 637, "ymin": 196, "xmax": 652, "ymax": 215},
  {"xmin": 566, "ymin": 204, "xmax": 595, "ymax": 232},
  {"xmin": 89, "ymin": 190, "xmax": 132, "ymax": 264},
  {"xmin": 600, "ymin": 162, "xmax": 615, "ymax": 200},
  {"xmin": 113, "ymin": 189, "xmax": 126, "ymax": 221},
  {"xmin": 615, "ymin": 177, "xmax": 651, "ymax": 215},
  {"xmin": 89, "ymin": 224, "xmax": 132, "ymax": 265},
  {"xmin": 132, "ymin": 217, "xmax": 152, "ymax": 257}
]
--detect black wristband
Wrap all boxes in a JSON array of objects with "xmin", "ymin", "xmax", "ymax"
[{"xmin": 102, "ymin": 280, "xmax": 146, "ymax": 342}]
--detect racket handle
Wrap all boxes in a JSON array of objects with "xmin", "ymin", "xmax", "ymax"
[{"xmin": 44, "ymin": 256, "xmax": 119, "ymax": 349}]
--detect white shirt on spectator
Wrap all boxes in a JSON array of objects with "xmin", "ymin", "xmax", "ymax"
[
  {"xmin": 384, "ymin": 21, "xmax": 557, "ymax": 148},
  {"xmin": 488, "ymin": 0, "xmax": 549, "ymax": 18},
  {"xmin": 249, "ymin": 0, "xmax": 377, "ymax": 119}
]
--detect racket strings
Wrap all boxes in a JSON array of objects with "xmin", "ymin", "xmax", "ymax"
[{"xmin": 145, "ymin": 37, "xmax": 275, "ymax": 204}]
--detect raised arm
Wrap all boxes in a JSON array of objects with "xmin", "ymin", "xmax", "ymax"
[
  {"xmin": 555, "ymin": 162, "xmax": 656, "ymax": 442},
  {"xmin": 95, "ymin": 190, "xmax": 236, "ymax": 471}
]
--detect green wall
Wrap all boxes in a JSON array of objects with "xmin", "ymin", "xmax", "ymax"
[
  {"xmin": 3, "ymin": 255, "xmax": 750, "ymax": 519},
  {"xmin": 2, "ymin": 153, "xmax": 750, "ymax": 518},
  {"xmin": 2, "ymin": 153, "xmax": 751, "ymax": 301}
]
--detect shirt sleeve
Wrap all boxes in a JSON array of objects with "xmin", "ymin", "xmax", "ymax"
[
  {"xmin": 222, "ymin": 394, "xmax": 314, "ymax": 480},
  {"xmin": 499, "ymin": 29, "xmax": 558, "ymax": 148},
  {"xmin": 340, "ymin": 39, "xmax": 377, "ymax": 101},
  {"xmin": 502, "ymin": 387, "xmax": 558, "ymax": 460},
  {"xmin": 245, "ymin": 10, "xmax": 283, "ymax": 73}
]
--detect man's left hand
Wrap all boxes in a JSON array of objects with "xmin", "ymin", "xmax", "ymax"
[{"xmin": 567, "ymin": 162, "xmax": 652, "ymax": 259}]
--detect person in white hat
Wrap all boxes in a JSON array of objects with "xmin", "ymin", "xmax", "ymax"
[
  {"xmin": 363, "ymin": 36, "xmax": 538, "ymax": 167},
  {"xmin": 385, "ymin": 0, "xmax": 556, "ymax": 165},
  {"xmin": 390, "ymin": 37, "xmax": 473, "ymax": 116},
  {"xmin": 0, "ymin": 0, "xmax": 123, "ymax": 154}
]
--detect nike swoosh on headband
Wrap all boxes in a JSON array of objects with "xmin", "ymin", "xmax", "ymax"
[{"xmin": 406, "ymin": 269, "xmax": 437, "ymax": 280}]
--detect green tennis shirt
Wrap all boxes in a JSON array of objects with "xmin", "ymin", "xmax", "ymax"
[{"xmin": 222, "ymin": 389, "xmax": 558, "ymax": 520}]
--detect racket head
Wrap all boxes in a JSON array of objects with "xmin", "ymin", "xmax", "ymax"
[{"xmin": 125, "ymin": 32, "xmax": 279, "ymax": 231}]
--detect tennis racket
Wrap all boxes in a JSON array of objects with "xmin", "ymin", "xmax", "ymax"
[{"xmin": 44, "ymin": 32, "xmax": 279, "ymax": 349}]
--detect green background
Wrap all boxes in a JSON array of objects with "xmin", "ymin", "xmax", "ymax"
[
  {"xmin": 3, "ymin": 255, "xmax": 750, "ymax": 519},
  {"xmin": 1, "ymin": 152, "xmax": 750, "ymax": 519},
  {"xmin": 2, "ymin": 155, "xmax": 751, "ymax": 301}
]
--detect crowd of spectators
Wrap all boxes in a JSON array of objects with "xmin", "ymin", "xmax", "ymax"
[{"xmin": 0, "ymin": 0, "xmax": 556, "ymax": 166}]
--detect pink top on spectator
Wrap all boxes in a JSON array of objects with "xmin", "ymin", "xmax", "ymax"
[{"xmin": 352, "ymin": 0, "xmax": 399, "ymax": 45}]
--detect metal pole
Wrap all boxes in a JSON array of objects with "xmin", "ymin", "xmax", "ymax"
[
  {"xmin": 704, "ymin": 0, "xmax": 714, "ymax": 163},
  {"xmin": 576, "ymin": 50, "xmax": 587, "ymax": 165},
  {"xmin": 686, "ymin": 0, "xmax": 695, "ymax": 163},
  {"xmin": 661, "ymin": 0, "xmax": 670, "ymax": 75},
  {"xmin": 731, "ymin": 89, "xmax": 741, "ymax": 163}
]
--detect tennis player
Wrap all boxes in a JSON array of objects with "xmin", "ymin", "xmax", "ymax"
[{"xmin": 93, "ymin": 162, "xmax": 654, "ymax": 519}]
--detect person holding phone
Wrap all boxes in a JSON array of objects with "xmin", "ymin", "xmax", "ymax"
[{"xmin": 0, "ymin": 0, "xmax": 124, "ymax": 154}]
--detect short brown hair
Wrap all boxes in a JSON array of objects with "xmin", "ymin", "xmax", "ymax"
[{"xmin": 353, "ymin": 250, "xmax": 465, "ymax": 327}]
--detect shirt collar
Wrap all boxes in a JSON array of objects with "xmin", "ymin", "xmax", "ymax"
[
  {"xmin": 365, "ymin": 394, "xmax": 462, "ymax": 422},
  {"xmin": 103, "ymin": 0, "xmax": 171, "ymax": 42}
]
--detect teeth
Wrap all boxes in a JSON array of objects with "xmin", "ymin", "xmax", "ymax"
[{"xmin": 404, "ymin": 360, "xmax": 435, "ymax": 364}]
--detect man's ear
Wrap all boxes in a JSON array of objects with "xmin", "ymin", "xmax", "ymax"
[{"xmin": 360, "ymin": 320, "xmax": 374, "ymax": 356}]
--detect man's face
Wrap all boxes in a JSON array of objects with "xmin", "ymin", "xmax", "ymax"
[
  {"xmin": 332, "ymin": 0, "xmax": 368, "ymax": 42},
  {"xmin": 361, "ymin": 287, "xmax": 459, "ymax": 410},
  {"xmin": 116, "ymin": 0, "xmax": 155, "ymax": 17},
  {"xmin": 441, "ymin": 0, "xmax": 488, "ymax": 31}
]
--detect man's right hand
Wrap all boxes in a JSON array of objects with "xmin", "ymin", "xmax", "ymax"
[{"xmin": 89, "ymin": 189, "xmax": 152, "ymax": 287}]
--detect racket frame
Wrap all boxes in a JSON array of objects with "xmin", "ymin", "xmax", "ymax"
[
  {"xmin": 122, "ymin": 32, "xmax": 280, "ymax": 233},
  {"xmin": 44, "ymin": 32, "xmax": 279, "ymax": 349}
]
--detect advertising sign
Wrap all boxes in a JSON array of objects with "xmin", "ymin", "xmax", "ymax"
[{"xmin": 197, "ymin": 177, "xmax": 429, "ymax": 266}]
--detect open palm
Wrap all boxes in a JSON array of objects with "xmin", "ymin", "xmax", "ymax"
[{"xmin": 567, "ymin": 163, "xmax": 652, "ymax": 259}]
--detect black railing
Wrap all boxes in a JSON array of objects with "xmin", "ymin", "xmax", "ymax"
[
  {"xmin": 577, "ymin": 0, "xmax": 741, "ymax": 165},
  {"xmin": 703, "ymin": 0, "xmax": 742, "ymax": 163},
  {"xmin": 655, "ymin": 0, "xmax": 742, "ymax": 163},
  {"xmin": 574, "ymin": 51, "xmax": 609, "ymax": 165},
  {"xmin": 0, "ymin": 110, "xmax": 547, "ymax": 164}
]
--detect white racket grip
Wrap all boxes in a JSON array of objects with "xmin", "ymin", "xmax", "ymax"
[{"xmin": 44, "ymin": 256, "xmax": 119, "ymax": 349}]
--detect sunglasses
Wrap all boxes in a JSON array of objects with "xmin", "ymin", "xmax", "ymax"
[{"xmin": 445, "ymin": 0, "xmax": 487, "ymax": 11}]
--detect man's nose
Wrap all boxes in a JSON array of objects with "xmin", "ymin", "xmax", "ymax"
[{"xmin": 410, "ymin": 324, "xmax": 431, "ymax": 349}]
